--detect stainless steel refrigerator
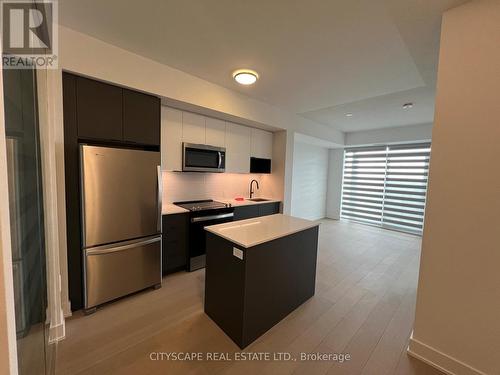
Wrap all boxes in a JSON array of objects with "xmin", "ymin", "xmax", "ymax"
[{"xmin": 80, "ymin": 145, "xmax": 162, "ymax": 312}]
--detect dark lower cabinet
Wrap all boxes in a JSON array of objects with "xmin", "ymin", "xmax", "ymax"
[
  {"xmin": 161, "ymin": 213, "xmax": 188, "ymax": 275},
  {"xmin": 258, "ymin": 202, "xmax": 280, "ymax": 216},
  {"xmin": 123, "ymin": 89, "xmax": 160, "ymax": 146},
  {"xmin": 233, "ymin": 202, "xmax": 280, "ymax": 221},
  {"xmin": 205, "ymin": 226, "xmax": 319, "ymax": 348},
  {"xmin": 233, "ymin": 205, "xmax": 260, "ymax": 221}
]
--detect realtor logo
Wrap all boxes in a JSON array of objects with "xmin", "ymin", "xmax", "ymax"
[{"xmin": 1, "ymin": 0, "xmax": 58, "ymax": 68}]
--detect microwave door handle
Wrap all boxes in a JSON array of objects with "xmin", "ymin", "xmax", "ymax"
[{"xmin": 218, "ymin": 151, "xmax": 222, "ymax": 168}]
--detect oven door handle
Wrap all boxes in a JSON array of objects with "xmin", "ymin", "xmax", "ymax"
[
  {"xmin": 191, "ymin": 213, "xmax": 234, "ymax": 223},
  {"xmin": 218, "ymin": 151, "xmax": 222, "ymax": 169}
]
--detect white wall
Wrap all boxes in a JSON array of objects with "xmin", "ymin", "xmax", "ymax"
[
  {"xmin": 409, "ymin": 2, "xmax": 500, "ymax": 375},
  {"xmin": 290, "ymin": 140, "xmax": 329, "ymax": 220},
  {"xmin": 345, "ymin": 122, "xmax": 432, "ymax": 146},
  {"xmin": 162, "ymin": 172, "xmax": 276, "ymax": 203},
  {"xmin": 326, "ymin": 149, "xmax": 344, "ymax": 220}
]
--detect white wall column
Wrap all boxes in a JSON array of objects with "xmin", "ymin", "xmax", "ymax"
[
  {"xmin": 326, "ymin": 149, "xmax": 344, "ymax": 220},
  {"xmin": 410, "ymin": 2, "xmax": 500, "ymax": 374},
  {"xmin": 36, "ymin": 68, "xmax": 66, "ymax": 342}
]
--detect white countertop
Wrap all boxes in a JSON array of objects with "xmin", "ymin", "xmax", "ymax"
[
  {"xmin": 162, "ymin": 198, "xmax": 280, "ymax": 215},
  {"xmin": 205, "ymin": 214, "xmax": 320, "ymax": 248},
  {"xmin": 216, "ymin": 198, "xmax": 281, "ymax": 207},
  {"xmin": 162, "ymin": 203, "xmax": 189, "ymax": 215}
]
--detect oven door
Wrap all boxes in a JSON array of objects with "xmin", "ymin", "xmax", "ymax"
[
  {"xmin": 189, "ymin": 211, "xmax": 234, "ymax": 271},
  {"xmin": 183, "ymin": 143, "xmax": 225, "ymax": 172}
]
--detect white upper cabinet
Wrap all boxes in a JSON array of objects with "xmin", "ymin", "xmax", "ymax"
[
  {"xmin": 250, "ymin": 128, "xmax": 273, "ymax": 159},
  {"xmin": 205, "ymin": 117, "xmax": 226, "ymax": 147},
  {"xmin": 225, "ymin": 122, "xmax": 251, "ymax": 173},
  {"xmin": 161, "ymin": 106, "xmax": 272, "ymax": 174},
  {"xmin": 161, "ymin": 107, "xmax": 183, "ymax": 171},
  {"xmin": 182, "ymin": 111, "xmax": 205, "ymax": 145}
]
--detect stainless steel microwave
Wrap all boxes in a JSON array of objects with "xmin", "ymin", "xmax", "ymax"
[{"xmin": 182, "ymin": 143, "xmax": 226, "ymax": 172}]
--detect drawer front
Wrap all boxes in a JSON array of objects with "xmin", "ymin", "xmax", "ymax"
[{"xmin": 85, "ymin": 237, "xmax": 161, "ymax": 308}]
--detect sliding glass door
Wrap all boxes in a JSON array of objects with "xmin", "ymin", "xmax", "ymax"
[{"xmin": 341, "ymin": 143, "xmax": 431, "ymax": 235}]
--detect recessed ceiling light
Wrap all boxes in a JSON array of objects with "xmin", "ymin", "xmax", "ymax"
[
  {"xmin": 345, "ymin": 113, "xmax": 353, "ymax": 117},
  {"xmin": 403, "ymin": 102, "xmax": 414, "ymax": 109},
  {"xmin": 233, "ymin": 69, "xmax": 259, "ymax": 85}
]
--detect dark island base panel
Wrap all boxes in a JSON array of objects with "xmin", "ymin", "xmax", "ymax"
[{"xmin": 204, "ymin": 226, "xmax": 319, "ymax": 349}]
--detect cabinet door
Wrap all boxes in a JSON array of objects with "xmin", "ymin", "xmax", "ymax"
[
  {"xmin": 251, "ymin": 128, "xmax": 273, "ymax": 159},
  {"xmin": 205, "ymin": 117, "xmax": 226, "ymax": 147},
  {"xmin": 161, "ymin": 107, "xmax": 183, "ymax": 171},
  {"xmin": 76, "ymin": 76, "xmax": 123, "ymax": 141},
  {"xmin": 259, "ymin": 202, "xmax": 280, "ymax": 216},
  {"xmin": 162, "ymin": 214, "xmax": 188, "ymax": 274},
  {"xmin": 123, "ymin": 89, "xmax": 160, "ymax": 146},
  {"xmin": 182, "ymin": 112, "xmax": 205, "ymax": 145},
  {"xmin": 234, "ymin": 205, "xmax": 260, "ymax": 221},
  {"xmin": 225, "ymin": 122, "xmax": 251, "ymax": 173}
]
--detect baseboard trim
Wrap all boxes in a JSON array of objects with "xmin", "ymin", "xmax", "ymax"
[
  {"xmin": 408, "ymin": 336, "xmax": 487, "ymax": 375},
  {"xmin": 62, "ymin": 299, "xmax": 72, "ymax": 318},
  {"xmin": 48, "ymin": 321, "xmax": 66, "ymax": 344}
]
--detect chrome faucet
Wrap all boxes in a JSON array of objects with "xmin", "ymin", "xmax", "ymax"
[{"xmin": 249, "ymin": 179, "xmax": 259, "ymax": 198}]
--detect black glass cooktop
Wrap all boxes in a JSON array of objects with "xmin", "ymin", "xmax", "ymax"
[{"xmin": 174, "ymin": 199, "xmax": 232, "ymax": 212}]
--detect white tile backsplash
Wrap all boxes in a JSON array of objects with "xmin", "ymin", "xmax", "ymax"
[{"xmin": 162, "ymin": 172, "xmax": 273, "ymax": 203}]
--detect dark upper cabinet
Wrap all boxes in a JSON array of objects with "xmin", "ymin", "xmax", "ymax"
[
  {"xmin": 75, "ymin": 76, "xmax": 123, "ymax": 141},
  {"xmin": 250, "ymin": 157, "xmax": 271, "ymax": 174},
  {"xmin": 123, "ymin": 89, "xmax": 160, "ymax": 146}
]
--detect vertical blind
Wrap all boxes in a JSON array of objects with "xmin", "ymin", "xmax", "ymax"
[{"xmin": 341, "ymin": 143, "xmax": 431, "ymax": 235}]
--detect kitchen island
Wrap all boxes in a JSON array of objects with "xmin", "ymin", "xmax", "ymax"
[{"xmin": 204, "ymin": 214, "xmax": 320, "ymax": 348}]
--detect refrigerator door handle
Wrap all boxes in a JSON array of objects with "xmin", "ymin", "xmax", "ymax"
[
  {"xmin": 157, "ymin": 165, "xmax": 162, "ymax": 232},
  {"xmin": 86, "ymin": 236, "xmax": 161, "ymax": 256}
]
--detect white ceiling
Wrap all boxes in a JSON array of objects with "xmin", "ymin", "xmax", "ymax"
[{"xmin": 59, "ymin": 0, "xmax": 468, "ymax": 132}]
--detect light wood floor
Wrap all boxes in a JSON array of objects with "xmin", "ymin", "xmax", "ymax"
[{"xmin": 56, "ymin": 220, "xmax": 443, "ymax": 375}]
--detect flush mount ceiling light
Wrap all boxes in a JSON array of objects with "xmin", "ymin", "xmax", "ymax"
[
  {"xmin": 345, "ymin": 113, "xmax": 353, "ymax": 117},
  {"xmin": 403, "ymin": 102, "xmax": 414, "ymax": 109},
  {"xmin": 233, "ymin": 69, "xmax": 259, "ymax": 85}
]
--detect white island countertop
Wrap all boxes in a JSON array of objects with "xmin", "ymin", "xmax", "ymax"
[{"xmin": 205, "ymin": 214, "xmax": 320, "ymax": 248}]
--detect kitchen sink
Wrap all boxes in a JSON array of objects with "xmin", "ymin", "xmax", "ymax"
[{"xmin": 247, "ymin": 198, "xmax": 271, "ymax": 202}]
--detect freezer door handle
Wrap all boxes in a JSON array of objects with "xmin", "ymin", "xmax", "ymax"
[{"xmin": 85, "ymin": 236, "xmax": 161, "ymax": 256}]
